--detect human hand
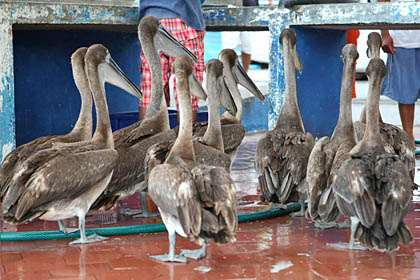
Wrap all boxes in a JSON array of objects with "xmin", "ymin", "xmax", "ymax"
[{"xmin": 381, "ymin": 30, "xmax": 395, "ymax": 54}]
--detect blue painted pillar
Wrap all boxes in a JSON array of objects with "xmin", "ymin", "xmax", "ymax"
[
  {"xmin": 268, "ymin": 18, "xmax": 288, "ymax": 131},
  {"xmin": 0, "ymin": 20, "xmax": 15, "ymax": 162},
  {"xmin": 294, "ymin": 27, "xmax": 346, "ymax": 138},
  {"xmin": 269, "ymin": 22, "xmax": 346, "ymax": 138}
]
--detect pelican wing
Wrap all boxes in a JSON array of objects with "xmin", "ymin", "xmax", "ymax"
[
  {"xmin": 1, "ymin": 142, "xmax": 101, "ymax": 213},
  {"xmin": 193, "ymin": 142, "xmax": 231, "ymax": 172},
  {"xmin": 9, "ymin": 148, "xmax": 117, "ymax": 222},
  {"xmin": 148, "ymin": 164, "xmax": 202, "ymax": 238},
  {"xmin": 379, "ymin": 156, "xmax": 412, "ymax": 236},
  {"xmin": 91, "ymin": 131, "xmax": 176, "ymax": 211},
  {"xmin": 318, "ymin": 140, "xmax": 354, "ymax": 222},
  {"xmin": 306, "ymin": 137, "xmax": 329, "ymax": 220},
  {"xmin": 256, "ymin": 130, "xmax": 314, "ymax": 204},
  {"xmin": 351, "ymin": 153, "xmax": 413, "ymax": 252},
  {"xmin": 380, "ymin": 123, "xmax": 416, "ymax": 184},
  {"xmin": 0, "ymin": 134, "xmax": 85, "ymax": 198},
  {"xmin": 220, "ymin": 124, "xmax": 245, "ymax": 154},
  {"xmin": 192, "ymin": 165, "xmax": 237, "ymax": 243},
  {"xmin": 113, "ymin": 113, "xmax": 168, "ymax": 145},
  {"xmin": 334, "ymin": 154, "xmax": 376, "ymax": 228}
]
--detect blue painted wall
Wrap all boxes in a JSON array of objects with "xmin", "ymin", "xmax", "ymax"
[
  {"xmin": 13, "ymin": 30, "xmax": 140, "ymax": 146},
  {"xmin": 294, "ymin": 27, "xmax": 346, "ymax": 138}
]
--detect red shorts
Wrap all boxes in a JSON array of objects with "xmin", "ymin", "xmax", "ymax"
[{"xmin": 139, "ymin": 18, "xmax": 206, "ymax": 111}]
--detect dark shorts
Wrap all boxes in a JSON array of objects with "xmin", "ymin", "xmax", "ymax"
[
  {"xmin": 381, "ymin": 47, "xmax": 420, "ymax": 104},
  {"xmin": 243, "ymin": 0, "xmax": 259, "ymax": 6}
]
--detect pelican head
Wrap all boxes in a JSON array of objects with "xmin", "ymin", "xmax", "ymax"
[
  {"xmin": 341, "ymin": 43, "xmax": 359, "ymax": 63},
  {"xmin": 206, "ymin": 59, "xmax": 237, "ymax": 116},
  {"xmin": 172, "ymin": 55, "xmax": 194, "ymax": 78},
  {"xmin": 85, "ymin": 44, "xmax": 143, "ymax": 99},
  {"xmin": 280, "ymin": 28, "xmax": 303, "ymax": 72},
  {"xmin": 170, "ymin": 55, "xmax": 207, "ymax": 100},
  {"xmin": 219, "ymin": 49, "xmax": 265, "ymax": 102},
  {"xmin": 366, "ymin": 57, "xmax": 386, "ymax": 80},
  {"xmin": 71, "ymin": 47, "xmax": 88, "ymax": 66},
  {"xmin": 138, "ymin": 16, "xmax": 198, "ymax": 63},
  {"xmin": 367, "ymin": 32, "xmax": 382, "ymax": 58}
]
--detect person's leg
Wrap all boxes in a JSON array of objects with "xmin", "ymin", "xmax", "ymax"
[
  {"xmin": 138, "ymin": 107, "xmax": 147, "ymax": 120},
  {"xmin": 398, "ymin": 103, "xmax": 415, "ymax": 143},
  {"xmin": 239, "ymin": 31, "xmax": 253, "ymax": 72},
  {"xmin": 241, "ymin": 52, "xmax": 251, "ymax": 72}
]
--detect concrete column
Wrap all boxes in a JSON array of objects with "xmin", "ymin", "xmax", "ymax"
[
  {"xmin": 0, "ymin": 14, "xmax": 15, "ymax": 162},
  {"xmin": 268, "ymin": 18, "xmax": 288, "ymax": 131}
]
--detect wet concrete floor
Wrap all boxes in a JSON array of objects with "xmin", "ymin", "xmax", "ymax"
[{"xmin": 1, "ymin": 131, "xmax": 420, "ymax": 280}]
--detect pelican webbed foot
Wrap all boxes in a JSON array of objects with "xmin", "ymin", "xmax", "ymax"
[
  {"xmin": 180, "ymin": 244, "xmax": 207, "ymax": 260},
  {"xmin": 69, "ymin": 233, "xmax": 108, "ymax": 245},
  {"xmin": 150, "ymin": 230, "xmax": 188, "ymax": 263},
  {"xmin": 149, "ymin": 254, "xmax": 188, "ymax": 263},
  {"xmin": 326, "ymin": 241, "xmax": 367, "ymax": 251},
  {"xmin": 69, "ymin": 215, "xmax": 108, "ymax": 245}
]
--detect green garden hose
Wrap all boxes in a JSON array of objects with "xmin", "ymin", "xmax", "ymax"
[{"xmin": 0, "ymin": 203, "xmax": 300, "ymax": 242}]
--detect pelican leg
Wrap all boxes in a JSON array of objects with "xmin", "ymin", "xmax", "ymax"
[
  {"xmin": 290, "ymin": 195, "xmax": 306, "ymax": 217},
  {"xmin": 58, "ymin": 220, "xmax": 78, "ymax": 234},
  {"xmin": 69, "ymin": 215, "xmax": 108, "ymax": 245},
  {"xmin": 119, "ymin": 200, "xmax": 142, "ymax": 216},
  {"xmin": 327, "ymin": 217, "xmax": 367, "ymax": 250},
  {"xmin": 132, "ymin": 192, "xmax": 160, "ymax": 218},
  {"xmin": 150, "ymin": 229, "xmax": 187, "ymax": 263},
  {"xmin": 180, "ymin": 243, "xmax": 207, "ymax": 260}
]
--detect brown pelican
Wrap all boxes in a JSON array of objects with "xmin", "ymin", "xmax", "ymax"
[
  {"xmin": 354, "ymin": 32, "xmax": 416, "ymax": 188},
  {"xmin": 178, "ymin": 49, "xmax": 265, "ymax": 165},
  {"xmin": 306, "ymin": 44, "xmax": 358, "ymax": 229},
  {"xmin": 145, "ymin": 59, "xmax": 237, "ymax": 178},
  {"xmin": 148, "ymin": 55, "xmax": 237, "ymax": 263},
  {"xmin": 114, "ymin": 16, "xmax": 200, "ymax": 145},
  {"xmin": 255, "ymin": 29, "xmax": 315, "ymax": 216},
  {"xmin": 90, "ymin": 16, "xmax": 205, "ymax": 215},
  {"xmin": 0, "ymin": 47, "xmax": 92, "ymax": 209},
  {"xmin": 1, "ymin": 44, "xmax": 143, "ymax": 244},
  {"xmin": 331, "ymin": 58, "xmax": 413, "ymax": 252}
]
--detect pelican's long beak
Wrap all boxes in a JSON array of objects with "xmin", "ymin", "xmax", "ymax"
[
  {"xmin": 103, "ymin": 56, "xmax": 143, "ymax": 99},
  {"xmin": 293, "ymin": 44, "xmax": 303, "ymax": 72},
  {"xmin": 218, "ymin": 76, "xmax": 237, "ymax": 116},
  {"xmin": 232, "ymin": 60, "xmax": 265, "ymax": 102},
  {"xmin": 154, "ymin": 24, "xmax": 198, "ymax": 63},
  {"xmin": 189, "ymin": 74, "xmax": 207, "ymax": 100}
]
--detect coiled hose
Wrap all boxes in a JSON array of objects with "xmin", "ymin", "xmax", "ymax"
[{"xmin": 0, "ymin": 203, "xmax": 301, "ymax": 241}]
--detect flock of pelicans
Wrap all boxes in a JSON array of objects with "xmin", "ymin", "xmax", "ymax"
[{"xmin": 0, "ymin": 15, "xmax": 417, "ymax": 263}]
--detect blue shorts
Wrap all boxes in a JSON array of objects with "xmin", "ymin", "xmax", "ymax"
[{"xmin": 381, "ymin": 47, "xmax": 420, "ymax": 104}]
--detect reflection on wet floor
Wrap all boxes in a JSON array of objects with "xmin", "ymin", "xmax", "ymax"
[{"xmin": 1, "ymin": 131, "xmax": 420, "ymax": 280}]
